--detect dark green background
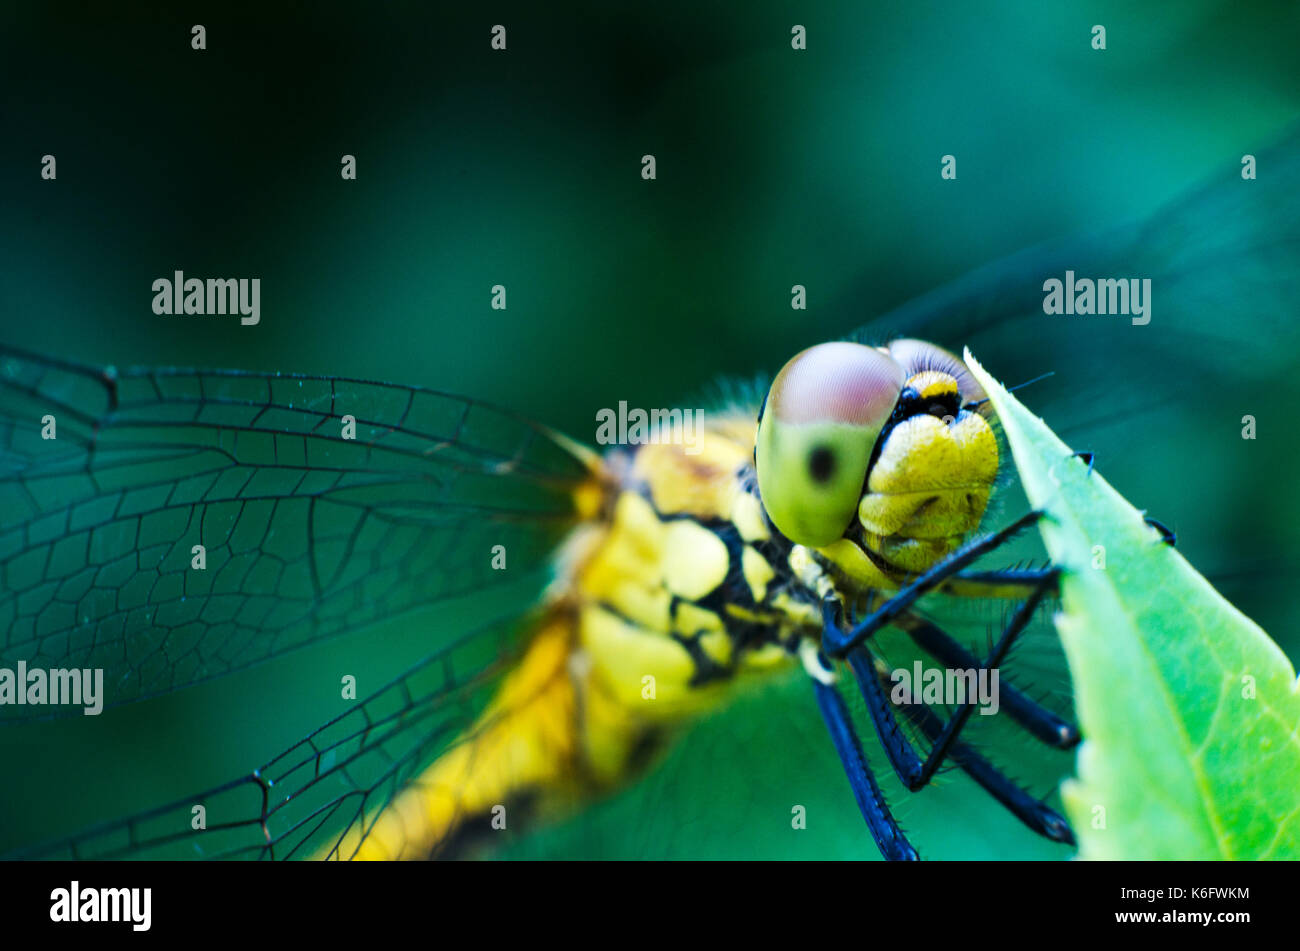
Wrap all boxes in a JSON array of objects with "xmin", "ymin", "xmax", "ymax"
[{"xmin": 2, "ymin": 0, "xmax": 1298, "ymax": 858}]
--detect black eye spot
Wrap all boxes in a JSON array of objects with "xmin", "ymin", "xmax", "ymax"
[{"xmin": 809, "ymin": 446, "xmax": 835, "ymax": 483}]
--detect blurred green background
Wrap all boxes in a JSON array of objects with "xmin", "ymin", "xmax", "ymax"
[{"xmin": 2, "ymin": 0, "xmax": 1299, "ymax": 858}]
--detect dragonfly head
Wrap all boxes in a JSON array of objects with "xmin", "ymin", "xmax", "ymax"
[{"xmin": 755, "ymin": 339, "xmax": 998, "ymax": 573}]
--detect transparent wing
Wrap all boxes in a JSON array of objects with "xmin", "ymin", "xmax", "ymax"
[
  {"xmin": 0, "ymin": 346, "xmax": 596, "ymax": 721},
  {"xmin": 10, "ymin": 610, "xmax": 526, "ymax": 859},
  {"xmin": 870, "ymin": 126, "xmax": 1300, "ymax": 413}
]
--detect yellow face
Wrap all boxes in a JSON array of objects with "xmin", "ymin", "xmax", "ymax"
[{"xmin": 755, "ymin": 338, "xmax": 998, "ymax": 577}]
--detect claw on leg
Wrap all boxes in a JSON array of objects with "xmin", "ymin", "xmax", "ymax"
[{"xmin": 1144, "ymin": 516, "xmax": 1177, "ymax": 547}]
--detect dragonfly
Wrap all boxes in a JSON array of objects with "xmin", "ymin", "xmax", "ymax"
[{"xmin": 2, "ymin": 130, "xmax": 1299, "ymax": 860}]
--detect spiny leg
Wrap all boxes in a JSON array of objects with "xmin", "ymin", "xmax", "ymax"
[
  {"xmin": 813, "ymin": 511, "xmax": 1059, "ymax": 857},
  {"xmin": 838, "ymin": 540, "xmax": 1078, "ymax": 750},
  {"xmin": 822, "ymin": 509, "xmax": 1044, "ymax": 658},
  {"xmin": 805, "ymin": 646, "xmax": 918, "ymax": 861},
  {"xmin": 895, "ymin": 612, "xmax": 1079, "ymax": 749},
  {"xmin": 835, "ymin": 573, "xmax": 1056, "ymax": 793},
  {"xmin": 885, "ymin": 670, "xmax": 1074, "ymax": 846}
]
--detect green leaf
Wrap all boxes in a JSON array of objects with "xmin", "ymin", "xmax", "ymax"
[{"xmin": 965, "ymin": 349, "xmax": 1300, "ymax": 860}]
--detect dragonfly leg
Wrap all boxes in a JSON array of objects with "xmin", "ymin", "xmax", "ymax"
[
  {"xmin": 883, "ymin": 670, "xmax": 1075, "ymax": 846},
  {"xmin": 822, "ymin": 509, "xmax": 1046, "ymax": 658},
  {"xmin": 808, "ymin": 654, "xmax": 919, "ymax": 861},
  {"xmin": 1068, "ymin": 451, "xmax": 1175, "ymax": 547},
  {"xmin": 1144, "ymin": 516, "xmax": 1177, "ymax": 547},
  {"xmin": 837, "ymin": 573, "xmax": 1056, "ymax": 793},
  {"xmin": 895, "ymin": 612, "xmax": 1080, "ymax": 749},
  {"xmin": 1066, "ymin": 451, "xmax": 1175, "ymax": 547},
  {"xmin": 941, "ymin": 566, "xmax": 1057, "ymax": 602},
  {"xmin": 1070, "ymin": 450, "xmax": 1096, "ymax": 477}
]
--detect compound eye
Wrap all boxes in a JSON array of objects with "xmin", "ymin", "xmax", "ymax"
[
  {"xmin": 886, "ymin": 338, "xmax": 988, "ymax": 413},
  {"xmin": 755, "ymin": 342, "xmax": 905, "ymax": 546}
]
